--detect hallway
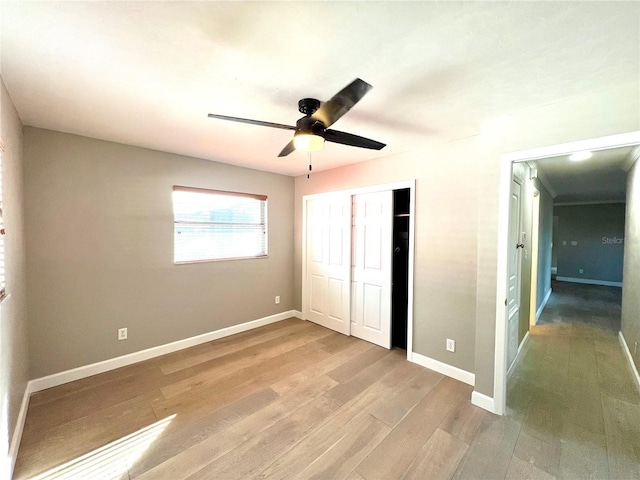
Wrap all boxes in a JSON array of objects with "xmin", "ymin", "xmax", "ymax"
[{"xmin": 507, "ymin": 281, "xmax": 640, "ymax": 479}]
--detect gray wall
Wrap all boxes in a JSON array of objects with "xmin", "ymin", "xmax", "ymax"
[
  {"xmin": 24, "ymin": 128, "xmax": 295, "ymax": 378},
  {"xmin": 622, "ymin": 154, "xmax": 640, "ymax": 374},
  {"xmin": 554, "ymin": 203, "xmax": 625, "ymax": 284},
  {"xmin": 0, "ymin": 77, "xmax": 29, "ymax": 476}
]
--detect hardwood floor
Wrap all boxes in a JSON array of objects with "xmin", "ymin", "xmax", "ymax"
[{"xmin": 13, "ymin": 283, "xmax": 640, "ymax": 479}]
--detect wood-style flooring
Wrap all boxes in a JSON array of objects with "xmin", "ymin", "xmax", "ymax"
[
  {"xmin": 14, "ymin": 281, "xmax": 640, "ymax": 479},
  {"xmin": 507, "ymin": 281, "xmax": 640, "ymax": 479}
]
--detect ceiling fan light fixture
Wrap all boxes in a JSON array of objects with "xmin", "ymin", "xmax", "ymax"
[
  {"xmin": 294, "ymin": 132, "xmax": 324, "ymax": 152},
  {"xmin": 569, "ymin": 151, "xmax": 592, "ymax": 162}
]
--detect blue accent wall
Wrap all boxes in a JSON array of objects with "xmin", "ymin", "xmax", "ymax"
[{"xmin": 555, "ymin": 203, "xmax": 625, "ymax": 284}]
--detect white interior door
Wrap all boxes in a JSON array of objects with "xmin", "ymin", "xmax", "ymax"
[
  {"xmin": 351, "ymin": 191, "xmax": 393, "ymax": 348},
  {"xmin": 507, "ymin": 177, "xmax": 523, "ymax": 369},
  {"xmin": 303, "ymin": 194, "xmax": 351, "ymax": 335}
]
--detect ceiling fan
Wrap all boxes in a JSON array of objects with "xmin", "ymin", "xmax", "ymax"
[{"xmin": 207, "ymin": 78, "xmax": 386, "ymax": 157}]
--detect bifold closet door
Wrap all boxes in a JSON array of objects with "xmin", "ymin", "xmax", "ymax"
[
  {"xmin": 303, "ymin": 194, "xmax": 351, "ymax": 335},
  {"xmin": 351, "ymin": 190, "xmax": 392, "ymax": 348}
]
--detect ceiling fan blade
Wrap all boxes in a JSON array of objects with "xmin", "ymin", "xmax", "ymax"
[
  {"xmin": 325, "ymin": 129, "xmax": 385, "ymax": 150},
  {"xmin": 208, "ymin": 113, "xmax": 296, "ymax": 131},
  {"xmin": 277, "ymin": 140, "xmax": 297, "ymax": 157},
  {"xmin": 311, "ymin": 78, "xmax": 373, "ymax": 128}
]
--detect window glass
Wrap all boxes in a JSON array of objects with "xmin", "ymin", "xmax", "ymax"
[{"xmin": 173, "ymin": 186, "xmax": 267, "ymax": 263}]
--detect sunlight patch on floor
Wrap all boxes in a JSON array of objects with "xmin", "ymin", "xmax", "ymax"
[{"xmin": 28, "ymin": 414, "xmax": 176, "ymax": 480}]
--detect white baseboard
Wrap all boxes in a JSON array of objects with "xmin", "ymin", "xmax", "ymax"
[
  {"xmin": 507, "ymin": 331, "xmax": 531, "ymax": 378},
  {"xmin": 293, "ymin": 310, "xmax": 304, "ymax": 319},
  {"xmin": 29, "ymin": 310, "xmax": 298, "ymax": 393},
  {"xmin": 556, "ymin": 276, "xmax": 622, "ymax": 288},
  {"xmin": 471, "ymin": 390, "xmax": 498, "ymax": 414},
  {"xmin": 536, "ymin": 288, "xmax": 552, "ymax": 322},
  {"xmin": 8, "ymin": 383, "xmax": 31, "ymax": 480},
  {"xmin": 619, "ymin": 331, "xmax": 640, "ymax": 393},
  {"xmin": 409, "ymin": 352, "xmax": 475, "ymax": 386}
]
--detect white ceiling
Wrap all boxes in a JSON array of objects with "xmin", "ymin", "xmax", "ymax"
[{"xmin": 1, "ymin": 1, "xmax": 639, "ymax": 177}]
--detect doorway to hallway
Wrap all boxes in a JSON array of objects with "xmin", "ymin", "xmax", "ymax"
[{"xmin": 493, "ymin": 131, "xmax": 640, "ymax": 416}]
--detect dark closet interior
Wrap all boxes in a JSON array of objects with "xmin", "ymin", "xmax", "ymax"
[{"xmin": 392, "ymin": 188, "xmax": 410, "ymax": 350}]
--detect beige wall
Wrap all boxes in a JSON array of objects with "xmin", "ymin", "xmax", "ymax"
[
  {"xmin": 622, "ymin": 153, "xmax": 640, "ymax": 373},
  {"xmin": 0, "ymin": 77, "xmax": 29, "ymax": 475},
  {"xmin": 295, "ymin": 82, "xmax": 640, "ymax": 398},
  {"xmin": 23, "ymin": 128, "xmax": 295, "ymax": 378}
]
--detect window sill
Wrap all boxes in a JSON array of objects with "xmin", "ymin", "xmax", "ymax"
[{"xmin": 174, "ymin": 255, "xmax": 269, "ymax": 265}]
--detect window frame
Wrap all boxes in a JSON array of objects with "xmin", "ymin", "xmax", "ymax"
[{"xmin": 172, "ymin": 185, "xmax": 268, "ymax": 264}]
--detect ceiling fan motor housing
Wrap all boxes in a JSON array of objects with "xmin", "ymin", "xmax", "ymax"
[{"xmin": 298, "ymin": 98, "xmax": 321, "ymax": 115}]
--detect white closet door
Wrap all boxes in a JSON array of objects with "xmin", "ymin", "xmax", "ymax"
[
  {"xmin": 303, "ymin": 194, "xmax": 351, "ymax": 335},
  {"xmin": 351, "ymin": 190, "xmax": 392, "ymax": 348}
]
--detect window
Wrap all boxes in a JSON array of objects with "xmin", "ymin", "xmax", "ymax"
[{"xmin": 173, "ymin": 186, "xmax": 267, "ymax": 263}]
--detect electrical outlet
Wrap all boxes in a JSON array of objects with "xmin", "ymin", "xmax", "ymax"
[
  {"xmin": 579, "ymin": 269, "xmax": 584, "ymax": 274},
  {"xmin": 275, "ymin": 295, "xmax": 280, "ymax": 305},
  {"xmin": 118, "ymin": 328, "xmax": 127, "ymax": 341},
  {"xmin": 446, "ymin": 339, "xmax": 455, "ymax": 352}
]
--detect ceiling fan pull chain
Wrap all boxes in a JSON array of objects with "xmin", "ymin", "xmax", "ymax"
[{"xmin": 308, "ymin": 152, "xmax": 312, "ymax": 179}]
